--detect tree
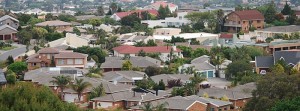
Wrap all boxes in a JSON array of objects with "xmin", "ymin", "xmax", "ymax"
[
  {"xmin": 265, "ymin": 37, "xmax": 274, "ymax": 43},
  {"xmin": 122, "ymin": 60, "xmax": 132, "ymax": 70},
  {"xmin": 270, "ymin": 63, "xmax": 285, "ymax": 74},
  {"xmin": 50, "ymin": 75, "xmax": 71, "ymax": 100},
  {"xmin": 244, "ymin": 73, "xmax": 300, "ymax": 111},
  {"xmin": 264, "ymin": 1, "xmax": 277, "ymax": 24},
  {"xmin": 0, "ymin": 82, "xmax": 80, "ymax": 111},
  {"xmin": 6, "ymin": 70, "xmax": 16, "ymax": 84},
  {"xmin": 145, "ymin": 66, "xmax": 161, "ymax": 76},
  {"xmin": 7, "ymin": 62, "xmax": 27, "ymax": 74},
  {"xmin": 136, "ymin": 77, "xmax": 155, "ymax": 90},
  {"xmin": 138, "ymin": 49, "xmax": 146, "ymax": 57},
  {"xmin": 32, "ymin": 27, "xmax": 48, "ymax": 46},
  {"xmin": 120, "ymin": 14, "xmax": 141, "ymax": 27},
  {"xmin": 17, "ymin": 30, "xmax": 32, "ymax": 44},
  {"xmin": 57, "ymin": 14, "xmax": 76, "ymax": 22},
  {"xmin": 271, "ymin": 97, "xmax": 300, "ymax": 111},
  {"xmin": 45, "ymin": 13, "xmax": 54, "ymax": 21},
  {"xmin": 220, "ymin": 95, "xmax": 229, "ymax": 101},
  {"xmin": 89, "ymin": 19, "xmax": 102, "ymax": 30},
  {"xmin": 211, "ymin": 54, "xmax": 225, "ymax": 77},
  {"xmin": 281, "ymin": 1, "xmax": 292, "ymax": 15},
  {"xmin": 171, "ymin": 87, "xmax": 185, "ymax": 96},
  {"xmin": 167, "ymin": 79, "xmax": 182, "ymax": 88},
  {"xmin": 71, "ymin": 78, "xmax": 91, "ymax": 102},
  {"xmin": 73, "ymin": 27, "xmax": 81, "ymax": 36},
  {"xmin": 225, "ymin": 60, "xmax": 253, "ymax": 80},
  {"xmin": 155, "ymin": 102, "xmax": 168, "ymax": 111},
  {"xmin": 6, "ymin": 55, "xmax": 14, "ymax": 65},
  {"xmin": 193, "ymin": 48, "xmax": 209, "ymax": 58},
  {"xmin": 140, "ymin": 102, "xmax": 154, "ymax": 111},
  {"xmin": 158, "ymin": 5, "xmax": 167, "ymax": 19},
  {"xmin": 96, "ymin": 6, "xmax": 105, "ymax": 16},
  {"xmin": 286, "ymin": 11, "xmax": 297, "ymax": 25},
  {"xmin": 192, "ymin": 21, "xmax": 205, "ymax": 31},
  {"xmin": 157, "ymin": 79, "xmax": 165, "ymax": 90},
  {"xmin": 89, "ymin": 83, "xmax": 105, "ymax": 99},
  {"xmin": 146, "ymin": 40, "xmax": 157, "ymax": 46}
]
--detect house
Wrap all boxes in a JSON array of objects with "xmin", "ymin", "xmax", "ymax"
[
  {"xmin": 296, "ymin": 10, "xmax": 300, "ymax": 18},
  {"xmin": 255, "ymin": 50, "xmax": 300, "ymax": 74},
  {"xmin": 144, "ymin": 1, "xmax": 178, "ymax": 13},
  {"xmin": 112, "ymin": 45, "xmax": 183, "ymax": 62},
  {"xmin": 24, "ymin": 67, "xmax": 133, "ymax": 103},
  {"xmin": 219, "ymin": 33, "xmax": 234, "ymax": 44},
  {"xmin": 199, "ymin": 7, "xmax": 235, "ymax": 16},
  {"xmin": 150, "ymin": 74, "xmax": 193, "ymax": 85},
  {"xmin": 268, "ymin": 40, "xmax": 300, "ymax": 54},
  {"xmin": 57, "ymin": 27, "xmax": 87, "ymax": 34},
  {"xmin": 26, "ymin": 48, "xmax": 88, "ymax": 70},
  {"xmin": 75, "ymin": 15, "xmax": 104, "ymax": 21},
  {"xmin": 198, "ymin": 84, "xmax": 254, "ymax": 110},
  {"xmin": 111, "ymin": 10, "xmax": 159, "ymax": 21},
  {"xmin": 0, "ymin": 69, "xmax": 7, "ymax": 87},
  {"xmin": 141, "ymin": 12, "xmax": 191, "ymax": 28},
  {"xmin": 35, "ymin": 20, "xmax": 72, "ymax": 30},
  {"xmin": 255, "ymin": 25, "xmax": 300, "ymax": 39},
  {"xmin": 90, "ymin": 90, "xmax": 169, "ymax": 109},
  {"xmin": 117, "ymin": 33, "xmax": 154, "ymax": 44},
  {"xmin": 153, "ymin": 28, "xmax": 181, "ymax": 36},
  {"xmin": 102, "ymin": 71, "xmax": 146, "ymax": 85},
  {"xmin": 100, "ymin": 56, "xmax": 161, "ymax": 72},
  {"xmin": 65, "ymin": 33, "xmax": 97, "ymax": 48},
  {"xmin": 0, "ymin": 15, "xmax": 19, "ymax": 41},
  {"xmin": 224, "ymin": 10, "xmax": 265, "ymax": 33},
  {"xmin": 132, "ymin": 95, "xmax": 232, "ymax": 111}
]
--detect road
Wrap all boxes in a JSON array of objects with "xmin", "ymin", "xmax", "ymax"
[{"xmin": 0, "ymin": 45, "xmax": 27, "ymax": 61}]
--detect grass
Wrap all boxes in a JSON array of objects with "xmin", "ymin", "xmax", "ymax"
[{"xmin": 0, "ymin": 46, "xmax": 17, "ymax": 51}]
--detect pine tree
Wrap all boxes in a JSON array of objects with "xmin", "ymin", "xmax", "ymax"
[
  {"xmin": 265, "ymin": 1, "xmax": 277, "ymax": 24},
  {"xmin": 6, "ymin": 55, "xmax": 14, "ymax": 65},
  {"xmin": 281, "ymin": 1, "xmax": 292, "ymax": 15}
]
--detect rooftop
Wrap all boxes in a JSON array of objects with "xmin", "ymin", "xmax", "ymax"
[
  {"xmin": 100, "ymin": 56, "xmax": 161, "ymax": 69},
  {"xmin": 260, "ymin": 25, "xmax": 300, "ymax": 33},
  {"xmin": 113, "ymin": 45, "xmax": 182, "ymax": 54},
  {"xmin": 35, "ymin": 20, "xmax": 72, "ymax": 27},
  {"xmin": 231, "ymin": 10, "xmax": 264, "ymax": 20}
]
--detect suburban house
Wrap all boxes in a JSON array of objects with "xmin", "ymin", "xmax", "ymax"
[
  {"xmin": 224, "ymin": 10, "xmax": 265, "ymax": 33},
  {"xmin": 267, "ymin": 40, "xmax": 300, "ymax": 54},
  {"xmin": 111, "ymin": 10, "xmax": 159, "ymax": 21},
  {"xmin": 132, "ymin": 95, "xmax": 232, "ymax": 111},
  {"xmin": 219, "ymin": 33, "xmax": 234, "ymax": 45},
  {"xmin": 35, "ymin": 20, "xmax": 72, "ymax": 30},
  {"xmin": 65, "ymin": 33, "xmax": 97, "ymax": 48},
  {"xmin": 150, "ymin": 74, "xmax": 193, "ymax": 85},
  {"xmin": 102, "ymin": 71, "xmax": 146, "ymax": 85},
  {"xmin": 141, "ymin": 12, "xmax": 191, "ymax": 28},
  {"xmin": 144, "ymin": 1, "xmax": 178, "ymax": 13},
  {"xmin": 255, "ymin": 25, "xmax": 300, "ymax": 39},
  {"xmin": 24, "ymin": 67, "xmax": 133, "ymax": 103},
  {"xmin": 0, "ymin": 15, "xmax": 19, "ymax": 41},
  {"xmin": 26, "ymin": 48, "xmax": 88, "ymax": 70},
  {"xmin": 112, "ymin": 45, "xmax": 183, "ymax": 62},
  {"xmin": 255, "ymin": 50, "xmax": 300, "ymax": 74},
  {"xmin": 198, "ymin": 82, "xmax": 255, "ymax": 110},
  {"xmin": 117, "ymin": 33, "xmax": 154, "ymax": 44},
  {"xmin": 100, "ymin": 56, "xmax": 161, "ymax": 72},
  {"xmin": 90, "ymin": 90, "xmax": 169, "ymax": 109},
  {"xmin": 153, "ymin": 28, "xmax": 181, "ymax": 36},
  {"xmin": 0, "ymin": 69, "xmax": 7, "ymax": 87}
]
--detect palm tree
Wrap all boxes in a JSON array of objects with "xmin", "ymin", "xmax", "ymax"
[
  {"xmin": 71, "ymin": 78, "xmax": 91, "ymax": 102},
  {"xmin": 211, "ymin": 54, "xmax": 225, "ymax": 78},
  {"xmin": 50, "ymin": 75, "xmax": 71, "ymax": 100},
  {"xmin": 140, "ymin": 102, "xmax": 154, "ymax": 111},
  {"xmin": 155, "ymin": 102, "xmax": 168, "ymax": 111}
]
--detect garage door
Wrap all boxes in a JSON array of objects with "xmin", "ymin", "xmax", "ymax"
[{"xmin": 208, "ymin": 71, "xmax": 214, "ymax": 78}]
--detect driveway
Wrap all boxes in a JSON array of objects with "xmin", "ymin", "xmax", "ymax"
[
  {"xmin": 207, "ymin": 78, "xmax": 231, "ymax": 89},
  {"xmin": 0, "ymin": 44, "xmax": 27, "ymax": 61}
]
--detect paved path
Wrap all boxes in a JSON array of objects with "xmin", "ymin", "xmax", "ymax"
[{"xmin": 0, "ymin": 45, "xmax": 26, "ymax": 61}]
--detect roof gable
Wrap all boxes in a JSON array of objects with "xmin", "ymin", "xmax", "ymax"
[{"xmin": 231, "ymin": 10, "xmax": 264, "ymax": 20}]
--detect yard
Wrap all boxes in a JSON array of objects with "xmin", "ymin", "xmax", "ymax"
[{"xmin": 0, "ymin": 46, "xmax": 17, "ymax": 51}]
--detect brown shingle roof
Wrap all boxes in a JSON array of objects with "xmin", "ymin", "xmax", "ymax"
[
  {"xmin": 232, "ymin": 10, "xmax": 264, "ymax": 20},
  {"xmin": 54, "ymin": 51, "xmax": 87, "ymax": 59},
  {"xmin": 35, "ymin": 20, "xmax": 72, "ymax": 27},
  {"xmin": 38, "ymin": 48, "xmax": 60, "ymax": 54}
]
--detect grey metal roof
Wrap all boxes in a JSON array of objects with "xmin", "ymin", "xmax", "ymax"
[
  {"xmin": 255, "ymin": 56, "xmax": 274, "ymax": 68},
  {"xmin": 150, "ymin": 74, "xmax": 192, "ymax": 85},
  {"xmin": 102, "ymin": 71, "xmax": 146, "ymax": 83},
  {"xmin": 261, "ymin": 25, "xmax": 300, "ymax": 33},
  {"xmin": 0, "ymin": 69, "xmax": 6, "ymax": 84},
  {"xmin": 0, "ymin": 25, "xmax": 18, "ymax": 34},
  {"xmin": 188, "ymin": 62, "xmax": 215, "ymax": 71},
  {"xmin": 191, "ymin": 55, "xmax": 210, "ymax": 64},
  {"xmin": 274, "ymin": 51, "xmax": 300, "ymax": 65},
  {"xmin": 230, "ymin": 82, "xmax": 256, "ymax": 94},
  {"xmin": 185, "ymin": 95, "xmax": 232, "ymax": 107},
  {"xmin": 0, "ymin": 15, "xmax": 19, "ymax": 22},
  {"xmin": 101, "ymin": 57, "xmax": 161, "ymax": 68},
  {"xmin": 197, "ymin": 87, "xmax": 252, "ymax": 100}
]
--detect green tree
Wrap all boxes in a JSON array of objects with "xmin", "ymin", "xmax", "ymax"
[
  {"xmin": 157, "ymin": 79, "xmax": 165, "ymax": 90},
  {"xmin": 122, "ymin": 60, "xmax": 133, "ymax": 70},
  {"xmin": 140, "ymin": 102, "xmax": 154, "ymax": 111},
  {"xmin": 264, "ymin": 1, "xmax": 277, "ymax": 24},
  {"xmin": 6, "ymin": 55, "xmax": 14, "ymax": 65},
  {"xmin": 281, "ymin": 1, "xmax": 292, "ymax": 15},
  {"xmin": 89, "ymin": 83, "xmax": 105, "ymax": 99},
  {"xmin": 271, "ymin": 63, "xmax": 285, "ymax": 74},
  {"xmin": 57, "ymin": 14, "xmax": 76, "ymax": 22},
  {"xmin": 193, "ymin": 48, "xmax": 209, "ymax": 58},
  {"xmin": 96, "ymin": 6, "xmax": 105, "ymax": 16},
  {"xmin": 138, "ymin": 49, "xmax": 146, "ymax": 57},
  {"xmin": 89, "ymin": 18, "xmax": 102, "ymax": 30},
  {"xmin": 146, "ymin": 40, "xmax": 157, "ymax": 46},
  {"xmin": 145, "ymin": 66, "xmax": 161, "ymax": 76},
  {"xmin": 271, "ymin": 97, "xmax": 300, "ymax": 111},
  {"xmin": 32, "ymin": 27, "xmax": 48, "ymax": 46},
  {"xmin": 171, "ymin": 87, "xmax": 185, "ymax": 96},
  {"xmin": 50, "ymin": 75, "xmax": 71, "ymax": 100},
  {"xmin": 45, "ymin": 13, "xmax": 54, "ymax": 21},
  {"xmin": 211, "ymin": 54, "xmax": 225, "ymax": 77},
  {"xmin": 73, "ymin": 27, "xmax": 81, "ymax": 36},
  {"xmin": 120, "ymin": 14, "xmax": 141, "ymax": 27},
  {"xmin": 0, "ymin": 82, "xmax": 80, "ymax": 111},
  {"xmin": 265, "ymin": 37, "xmax": 274, "ymax": 43},
  {"xmin": 6, "ymin": 70, "xmax": 16, "ymax": 84},
  {"xmin": 225, "ymin": 60, "xmax": 253, "ymax": 80},
  {"xmin": 71, "ymin": 78, "xmax": 91, "ymax": 102},
  {"xmin": 286, "ymin": 11, "xmax": 297, "ymax": 25},
  {"xmin": 7, "ymin": 62, "xmax": 27, "ymax": 74},
  {"xmin": 155, "ymin": 102, "xmax": 168, "ymax": 111}
]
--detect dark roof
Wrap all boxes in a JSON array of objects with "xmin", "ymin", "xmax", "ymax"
[
  {"xmin": 255, "ymin": 56, "xmax": 274, "ymax": 68},
  {"xmin": 0, "ymin": 69, "xmax": 6, "ymax": 84},
  {"xmin": 274, "ymin": 50, "xmax": 300, "ymax": 65},
  {"xmin": 54, "ymin": 51, "xmax": 87, "ymax": 59},
  {"xmin": 232, "ymin": 10, "xmax": 264, "ymax": 20},
  {"xmin": 197, "ymin": 87, "xmax": 252, "ymax": 100},
  {"xmin": 262, "ymin": 25, "xmax": 300, "ymax": 32}
]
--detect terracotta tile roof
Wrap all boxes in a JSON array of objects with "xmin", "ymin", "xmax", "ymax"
[
  {"xmin": 295, "ymin": 11, "xmax": 300, "ymax": 15},
  {"xmin": 35, "ymin": 20, "xmax": 72, "ymax": 27},
  {"xmin": 113, "ymin": 45, "xmax": 182, "ymax": 54},
  {"xmin": 232, "ymin": 10, "xmax": 264, "ymax": 20},
  {"xmin": 27, "ymin": 57, "xmax": 42, "ymax": 63},
  {"xmin": 152, "ymin": 1, "xmax": 177, "ymax": 7},
  {"xmin": 115, "ymin": 9, "xmax": 159, "ymax": 19},
  {"xmin": 54, "ymin": 51, "xmax": 87, "ymax": 58},
  {"xmin": 219, "ymin": 33, "xmax": 233, "ymax": 39},
  {"xmin": 38, "ymin": 47, "xmax": 60, "ymax": 54}
]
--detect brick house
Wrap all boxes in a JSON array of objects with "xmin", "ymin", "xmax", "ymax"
[
  {"xmin": 26, "ymin": 48, "xmax": 88, "ymax": 70},
  {"xmin": 0, "ymin": 15, "xmax": 19, "ymax": 41},
  {"xmin": 224, "ymin": 10, "xmax": 265, "ymax": 33},
  {"xmin": 35, "ymin": 20, "xmax": 72, "ymax": 30}
]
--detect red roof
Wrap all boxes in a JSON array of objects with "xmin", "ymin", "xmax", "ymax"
[
  {"xmin": 152, "ymin": 1, "xmax": 177, "ymax": 8},
  {"xmin": 115, "ymin": 10, "xmax": 159, "ymax": 19},
  {"xmin": 232, "ymin": 10, "xmax": 265, "ymax": 20},
  {"xmin": 295, "ymin": 11, "xmax": 300, "ymax": 15},
  {"xmin": 220, "ymin": 33, "xmax": 233, "ymax": 39},
  {"xmin": 113, "ymin": 45, "xmax": 182, "ymax": 54}
]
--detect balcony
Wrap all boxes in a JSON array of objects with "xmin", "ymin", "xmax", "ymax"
[{"xmin": 224, "ymin": 23, "xmax": 242, "ymax": 27}]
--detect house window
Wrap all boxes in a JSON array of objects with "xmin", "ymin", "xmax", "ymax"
[
  {"xmin": 47, "ymin": 54, "xmax": 50, "ymax": 59},
  {"xmin": 224, "ymin": 107, "xmax": 227, "ymax": 110},
  {"xmin": 238, "ymin": 21, "xmax": 240, "ymax": 24},
  {"xmin": 32, "ymin": 63, "xmax": 36, "ymax": 66},
  {"xmin": 243, "ymin": 21, "xmax": 246, "ymax": 24},
  {"xmin": 257, "ymin": 20, "xmax": 261, "ymax": 23},
  {"xmin": 219, "ymin": 108, "xmax": 222, "ymax": 111},
  {"xmin": 57, "ymin": 59, "xmax": 65, "ymax": 65},
  {"xmin": 75, "ymin": 59, "xmax": 83, "ymax": 64},
  {"xmin": 179, "ymin": 16, "xmax": 182, "ymax": 20},
  {"xmin": 67, "ymin": 59, "xmax": 73, "ymax": 65},
  {"xmin": 210, "ymin": 108, "xmax": 215, "ymax": 111}
]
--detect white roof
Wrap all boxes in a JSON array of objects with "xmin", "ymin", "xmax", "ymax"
[{"xmin": 154, "ymin": 33, "xmax": 218, "ymax": 40}]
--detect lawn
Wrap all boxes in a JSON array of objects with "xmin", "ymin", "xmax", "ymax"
[{"xmin": 0, "ymin": 46, "xmax": 17, "ymax": 51}]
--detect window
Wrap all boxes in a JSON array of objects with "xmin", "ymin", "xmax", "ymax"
[
  {"xmin": 75, "ymin": 59, "xmax": 83, "ymax": 64},
  {"xmin": 31, "ymin": 63, "xmax": 36, "ymax": 66},
  {"xmin": 243, "ymin": 21, "xmax": 246, "ymax": 24},
  {"xmin": 179, "ymin": 16, "xmax": 182, "ymax": 20},
  {"xmin": 238, "ymin": 21, "xmax": 240, "ymax": 24},
  {"xmin": 257, "ymin": 20, "xmax": 261, "ymax": 23},
  {"xmin": 67, "ymin": 59, "xmax": 73, "ymax": 65},
  {"xmin": 224, "ymin": 107, "xmax": 227, "ymax": 110},
  {"xmin": 47, "ymin": 54, "xmax": 50, "ymax": 59},
  {"xmin": 210, "ymin": 108, "xmax": 215, "ymax": 111},
  {"xmin": 219, "ymin": 108, "xmax": 222, "ymax": 111},
  {"xmin": 176, "ymin": 22, "xmax": 180, "ymax": 25},
  {"xmin": 57, "ymin": 59, "xmax": 64, "ymax": 65}
]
